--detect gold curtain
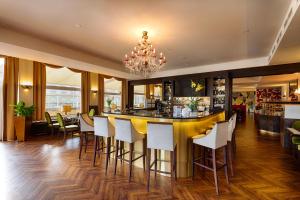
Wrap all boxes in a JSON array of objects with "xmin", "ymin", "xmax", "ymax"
[
  {"xmin": 81, "ymin": 71, "xmax": 90, "ymax": 113},
  {"xmin": 3, "ymin": 57, "xmax": 19, "ymax": 141},
  {"xmin": 33, "ymin": 62, "xmax": 46, "ymax": 121},
  {"xmin": 122, "ymin": 79, "xmax": 128, "ymax": 110},
  {"xmin": 98, "ymin": 75, "xmax": 104, "ymax": 113},
  {"xmin": 145, "ymin": 85, "xmax": 150, "ymax": 99}
]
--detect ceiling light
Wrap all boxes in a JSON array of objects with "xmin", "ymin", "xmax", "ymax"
[
  {"xmin": 74, "ymin": 24, "xmax": 81, "ymax": 28},
  {"xmin": 123, "ymin": 31, "xmax": 166, "ymax": 77}
]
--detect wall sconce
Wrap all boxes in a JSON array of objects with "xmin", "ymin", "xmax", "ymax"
[{"xmin": 21, "ymin": 84, "xmax": 33, "ymax": 92}]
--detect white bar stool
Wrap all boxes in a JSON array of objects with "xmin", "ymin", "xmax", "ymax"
[
  {"xmin": 231, "ymin": 113, "xmax": 237, "ymax": 153},
  {"xmin": 146, "ymin": 122, "xmax": 177, "ymax": 192},
  {"xmin": 114, "ymin": 118, "xmax": 146, "ymax": 182},
  {"xmin": 93, "ymin": 116, "xmax": 115, "ymax": 174},
  {"xmin": 227, "ymin": 113, "xmax": 237, "ymax": 176},
  {"xmin": 192, "ymin": 121, "xmax": 229, "ymax": 195},
  {"xmin": 79, "ymin": 113, "xmax": 94, "ymax": 159}
]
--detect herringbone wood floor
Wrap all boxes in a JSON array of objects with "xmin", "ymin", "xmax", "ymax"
[{"xmin": 1, "ymin": 114, "xmax": 300, "ymax": 200}]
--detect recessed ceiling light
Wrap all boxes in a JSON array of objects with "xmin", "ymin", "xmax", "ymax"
[{"xmin": 74, "ymin": 24, "xmax": 82, "ymax": 28}]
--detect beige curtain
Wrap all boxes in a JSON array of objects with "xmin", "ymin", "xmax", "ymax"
[
  {"xmin": 33, "ymin": 62, "xmax": 46, "ymax": 121},
  {"xmin": 81, "ymin": 71, "xmax": 90, "ymax": 113},
  {"xmin": 3, "ymin": 56, "xmax": 19, "ymax": 141},
  {"xmin": 98, "ymin": 74, "xmax": 104, "ymax": 114}
]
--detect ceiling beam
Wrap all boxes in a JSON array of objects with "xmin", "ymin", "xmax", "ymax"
[{"xmin": 268, "ymin": 0, "xmax": 300, "ymax": 63}]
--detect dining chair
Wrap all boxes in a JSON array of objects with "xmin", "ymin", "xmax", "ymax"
[
  {"xmin": 114, "ymin": 118, "xmax": 146, "ymax": 182},
  {"xmin": 89, "ymin": 109, "xmax": 95, "ymax": 117},
  {"xmin": 192, "ymin": 121, "xmax": 229, "ymax": 195},
  {"xmin": 79, "ymin": 113, "xmax": 94, "ymax": 159},
  {"xmin": 57, "ymin": 113, "xmax": 79, "ymax": 141},
  {"xmin": 45, "ymin": 112, "xmax": 60, "ymax": 136}
]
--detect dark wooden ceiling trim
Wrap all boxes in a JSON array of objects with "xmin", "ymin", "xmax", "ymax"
[{"xmin": 129, "ymin": 62, "xmax": 300, "ymax": 85}]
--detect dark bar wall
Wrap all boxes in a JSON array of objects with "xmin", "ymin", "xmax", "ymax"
[{"xmin": 128, "ymin": 62, "xmax": 300, "ymax": 119}]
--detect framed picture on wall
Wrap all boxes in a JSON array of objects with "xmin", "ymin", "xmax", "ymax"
[{"xmin": 289, "ymin": 80, "xmax": 298, "ymax": 101}]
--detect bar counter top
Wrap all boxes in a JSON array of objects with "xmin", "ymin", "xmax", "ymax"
[{"xmin": 102, "ymin": 110, "xmax": 224, "ymax": 122}]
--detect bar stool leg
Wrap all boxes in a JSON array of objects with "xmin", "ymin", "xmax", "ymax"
[
  {"xmin": 202, "ymin": 146, "xmax": 206, "ymax": 177},
  {"xmin": 170, "ymin": 150, "xmax": 174, "ymax": 180},
  {"xmin": 224, "ymin": 145, "xmax": 229, "ymax": 184},
  {"xmin": 120, "ymin": 141, "xmax": 124, "ymax": 164},
  {"xmin": 84, "ymin": 133, "xmax": 88, "ymax": 153},
  {"xmin": 93, "ymin": 135, "xmax": 98, "ymax": 166},
  {"xmin": 105, "ymin": 137, "xmax": 111, "ymax": 175},
  {"xmin": 129, "ymin": 143, "xmax": 134, "ymax": 182},
  {"xmin": 154, "ymin": 149, "xmax": 158, "ymax": 178},
  {"xmin": 212, "ymin": 149, "xmax": 219, "ymax": 195},
  {"xmin": 228, "ymin": 142, "xmax": 234, "ymax": 176},
  {"xmin": 174, "ymin": 145, "xmax": 177, "ymax": 180},
  {"xmin": 192, "ymin": 143, "xmax": 195, "ymax": 179},
  {"xmin": 114, "ymin": 140, "xmax": 119, "ymax": 175},
  {"xmin": 147, "ymin": 148, "xmax": 151, "ymax": 192},
  {"xmin": 79, "ymin": 131, "xmax": 84, "ymax": 159},
  {"xmin": 143, "ymin": 137, "xmax": 146, "ymax": 171}
]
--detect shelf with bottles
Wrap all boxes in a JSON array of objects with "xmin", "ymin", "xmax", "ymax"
[
  {"xmin": 163, "ymin": 80, "xmax": 173, "ymax": 101},
  {"xmin": 255, "ymin": 102, "xmax": 284, "ymax": 116},
  {"xmin": 212, "ymin": 78, "xmax": 226, "ymax": 108}
]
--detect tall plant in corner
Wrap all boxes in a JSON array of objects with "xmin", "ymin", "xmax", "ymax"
[{"xmin": 13, "ymin": 101, "xmax": 35, "ymax": 141}]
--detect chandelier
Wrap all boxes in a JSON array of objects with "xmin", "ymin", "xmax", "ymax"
[{"xmin": 123, "ymin": 31, "xmax": 166, "ymax": 77}]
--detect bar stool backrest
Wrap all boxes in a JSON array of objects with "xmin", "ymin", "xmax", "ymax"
[
  {"xmin": 115, "ymin": 118, "xmax": 133, "ymax": 143},
  {"xmin": 147, "ymin": 122, "xmax": 174, "ymax": 151},
  {"xmin": 232, "ymin": 113, "xmax": 237, "ymax": 131},
  {"xmin": 211, "ymin": 121, "xmax": 229, "ymax": 149},
  {"xmin": 79, "ymin": 113, "xmax": 94, "ymax": 132},
  {"xmin": 228, "ymin": 116, "xmax": 234, "ymax": 141},
  {"xmin": 94, "ymin": 116, "xmax": 114, "ymax": 137}
]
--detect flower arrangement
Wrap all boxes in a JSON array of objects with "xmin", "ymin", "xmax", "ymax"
[
  {"xmin": 106, "ymin": 97, "xmax": 114, "ymax": 108},
  {"xmin": 187, "ymin": 98, "xmax": 199, "ymax": 112}
]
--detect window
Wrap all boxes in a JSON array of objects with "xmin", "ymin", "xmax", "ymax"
[
  {"xmin": 104, "ymin": 78, "xmax": 122, "ymax": 111},
  {"xmin": 153, "ymin": 84, "xmax": 162, "ymax": 100},
  {"xmin": 134, "ymin": 85, "xmax": 146, "ymax": 108},
  {"xmin": 45, "ymin": 67, "xmax": 81, "ymax": 116}
]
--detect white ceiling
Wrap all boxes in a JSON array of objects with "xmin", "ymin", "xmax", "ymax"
[
  {"xmin": 233, "ymin": 73, "xmax": 299, "ymax": 92},
  {"xmin": 0, "ymin": 0, "xmax": 294, "ymax": 77}
]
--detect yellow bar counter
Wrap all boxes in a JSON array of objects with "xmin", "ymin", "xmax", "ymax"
[{"xmin": 103, "ymin": 111, "xmax": 225, "ymax": 178}]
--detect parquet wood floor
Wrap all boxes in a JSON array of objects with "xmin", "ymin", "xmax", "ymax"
[{"xmin": 1, "ymin": 114, "xmax": 300, "ymax": 199}]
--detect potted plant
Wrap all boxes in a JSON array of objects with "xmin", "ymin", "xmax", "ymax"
[
  {"xmin": 188, "ymin": 98, "xmax": 199, "ymax": 117},
  {"xmin": 13, "ymin": 101, "xmax": 35, "ymax": 141},
  {"xmin": 106, "ymin": 97, "xmax": 114, "ymax": 113}
]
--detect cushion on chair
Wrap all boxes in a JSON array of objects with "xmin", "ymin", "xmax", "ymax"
[
  {"xmin": 60, "ymin": 125, "xmax": 79, "ymax": 132},
  {"xmin": 292, "ymin": 136, "xmax": 300, "ymax": 144},
  {"xmin": 53, "ymin": 122, "xmax": 60, "ymax": 127}
]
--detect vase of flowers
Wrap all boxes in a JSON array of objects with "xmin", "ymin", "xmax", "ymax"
[{"xmin": 188, "ymin": 98, "xmax": 199, "ymax": 117}]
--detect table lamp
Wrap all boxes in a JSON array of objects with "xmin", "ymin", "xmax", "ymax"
[{"xmin": 62, "ymin": 105, "xmax": 72, "ymax": 115}]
